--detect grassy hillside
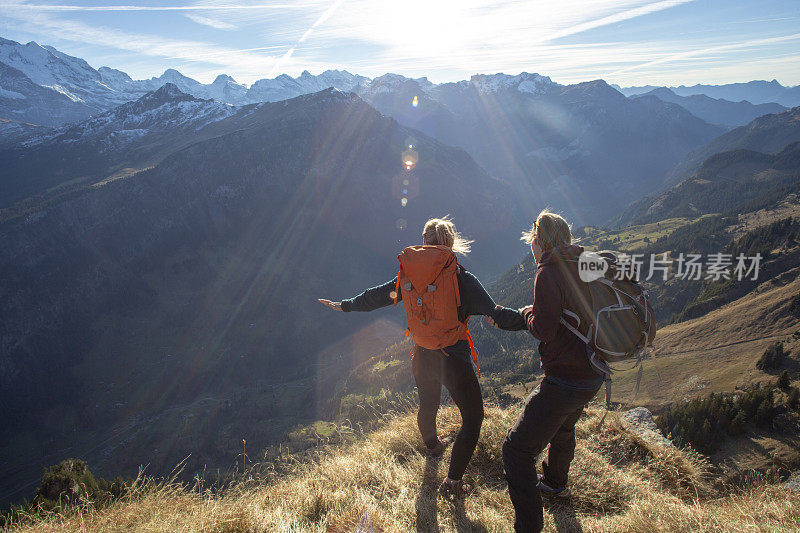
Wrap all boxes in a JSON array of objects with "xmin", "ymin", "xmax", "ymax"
[{"xmin": 5, "ymin": 405, "xmax": 799, "ymax": 532}]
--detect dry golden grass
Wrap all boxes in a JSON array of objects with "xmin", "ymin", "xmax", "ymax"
[{"xmin": 6, "ymin": 405, "xmax": 800, "ymax": 532}]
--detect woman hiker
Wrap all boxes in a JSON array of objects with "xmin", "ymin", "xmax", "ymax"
[
  {"xmin": 319, "ymin": 216, "xmax": 520, "ymax": 499},
  {"xmin": 489, "ymin": 210, "xmax": 604, "ymax": 533}
]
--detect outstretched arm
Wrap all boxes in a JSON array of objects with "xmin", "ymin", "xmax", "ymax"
[
  {"xmin": 319, "ymin": 277, "xmax": 400, "ymax": 313},
  {"xmin": 318, "ymin": 299, "xmax": 343, "ymax": 311}
]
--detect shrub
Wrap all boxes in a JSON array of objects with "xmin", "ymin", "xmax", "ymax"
[
  {"xmin": 757, "ymin": 342, "xmax": 785, "ymax": 372},
  {"xmin": 778, "ymin": 370, "xmax": 791, "ymax": 390},
  {"xmin": 788, "ymin": 293, "xmax": 800, "ymax": 318}
]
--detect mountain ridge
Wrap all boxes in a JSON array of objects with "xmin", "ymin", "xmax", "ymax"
[
  {"xmin": 616, "ymin": 79, "xmax": 800, "ymax": 107},
  {"xmin": 631, "ymin": 87, "xmax": 787, "ymax": 127}
]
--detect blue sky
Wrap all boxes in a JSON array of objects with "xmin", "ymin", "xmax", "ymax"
[{"xmin": 1, "ymin": 0, "xmax": 798, "ymax": 87}]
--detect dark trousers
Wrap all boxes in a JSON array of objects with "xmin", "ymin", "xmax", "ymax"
[
  {"xmin": 502, "ymin": 378, "xmax": 599, "ymax": 533},
  {"xmin": 412, "ymin": 346, "xmax": 484, "ymax": 481}
]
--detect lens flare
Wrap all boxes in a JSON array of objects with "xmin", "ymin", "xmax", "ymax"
[
  {"xmin": 401, "ymin": 198, "xmax": 408, "ymax": 207},
  {"xmin": 412, "ymin": 95, "xmax": 418, "ymax": 108},
  {"xmin": 401, "ymin": 147, "xmax": 418, "ymax": 170},
  {"xmin": 396, "ymin": 218, "xmax": 407, "ymax": 230}
]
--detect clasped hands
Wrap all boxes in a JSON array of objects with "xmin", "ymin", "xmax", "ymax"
[{"xmin": 486, "ymin": 304, "xmax": 532, "ymax": 329}]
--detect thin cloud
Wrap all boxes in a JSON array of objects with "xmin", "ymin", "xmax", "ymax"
[
  {"xmin": 2, "ymin": 3, "xmax": 298, "ymax": 11},
  {"xmin": 608, "ymin": 32, "xmax": 800, "ymax": 76},
  {"xmin": 185, "ymin": 13, "xmax": 237, "ymax": 30},
  {"xmin": 0, "ymin": 3, "xmax": 296, "ymax": 82}
]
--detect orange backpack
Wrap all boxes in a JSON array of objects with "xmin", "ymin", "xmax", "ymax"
[{"xmin": 392, "ymin": 245, "xmax": 480, "ymax": 376}]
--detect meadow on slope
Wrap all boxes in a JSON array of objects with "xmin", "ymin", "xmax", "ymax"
[{"xmin": 7, "ymin": 404, "xmax": 799, "ymax": 532}]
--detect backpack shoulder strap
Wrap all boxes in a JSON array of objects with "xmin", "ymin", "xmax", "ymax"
[
  {"xmin": 464, "ymin": 322, "xmax": 480, "ymax": 378},
  {"xmin": 393, "ymin": 254, "xmax": 403, "ymax": 306}
]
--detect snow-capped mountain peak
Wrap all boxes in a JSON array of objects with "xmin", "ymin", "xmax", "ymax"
[
  {"xmin": 468, "ymin": 72, "xmax": 558, "ymax": 95},
  {"xmin": 98, "ymin": 66, "xmax": 133, "ymax": 85},
  {"xmin": 0, "ymin": 37, "xmax": 103, "ymax": 104},
  {"xmin": 212, "ymin": 74, "xmax": 237, "ymax": 85},
  {"xmin": 365, "ymin": 73, "xmax": 428, "ymax": 95},
  {"xmin": 24, "ymin": 82, "xmax": 235, "ymax": 150},
  {"xmin": 244, "ymin": 69, "xmax": 369, "ymax": 103},
  {"xmin": 139, "ymin": 82, "xmax": 199, "ymax": 105}
]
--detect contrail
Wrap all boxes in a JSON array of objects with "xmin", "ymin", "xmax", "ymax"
[
  {"xmin": 541, "ymin": 0, "xmax": 696, "ymax": 44},
  {"xmin": 269, "ymin": 0, "xmax": 345, "ymax": 77}
]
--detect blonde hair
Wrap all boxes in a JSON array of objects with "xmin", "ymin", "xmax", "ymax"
[
  {"xmin": 521, "ymin": 209, "xmax": 572, "ymax": 252},
  {"xmin": 423, "ymin": 216, "xmax": 473, "ymax": 255}
]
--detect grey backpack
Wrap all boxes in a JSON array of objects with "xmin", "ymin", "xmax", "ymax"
[{"xmin": 561, "ymin": 250, "xmax": 657, "ymax": 409}]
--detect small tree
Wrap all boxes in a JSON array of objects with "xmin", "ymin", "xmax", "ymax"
[
  {"xmin": 788, "ymin": 387, "xmax": 800, "ymax": 410},
  {"xmin": 731, "ymin": 411, "xmax": 747, "ymax": 435},
  {"xmin": 755, "ymin": 398, "xmax": 774, "ymax": 427},
  {"xmin": 757, "ymin": 342, "xmax": 785, "ymax": 372},
  {"xmin": 778, "ymin": 370, "xmax": 791, "ymax": 390},
  {"xmin": 36, "ymin": 459, "xmax": 99, "ymax": 507},
  {"xmin": 788, "ymin": 293, "xmax": 800, "ymax": 318}
]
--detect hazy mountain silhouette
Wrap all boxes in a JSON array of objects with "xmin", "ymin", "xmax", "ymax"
[
  {"xmin": 360, "ymin": 75, "xmax": 725, "ymax": 225},
  {"xmin": 0, "ymin": 87, "xmax": 524, "ymax": 503},
  {"xmin": 617, "ymin": 79, "xmax": 800, "ymax": 107},
  {"xmin": 612, "ymin": 141, "xmax": 800, "ymax": 227},
  {"xmin": 631, "ymin": 87, "xmax": 786, "ymax": 127},
  {"xmin": 660, "ymin": 106, "xmax": 800, "ymax": 192}
]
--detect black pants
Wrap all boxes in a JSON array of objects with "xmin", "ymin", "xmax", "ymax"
[
  {"xmin": 502, "ymin": 378, "xmax": 599, "ymax": 533},
  {"xmin": 412, "ymin": 345, "xmax": 484, "ymax": 481}
]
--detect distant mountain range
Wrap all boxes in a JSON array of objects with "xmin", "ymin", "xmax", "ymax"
[
  {"xmin": 0, "ymin": 36, "xmax": 732, "ymax": 225},
  {"xmin": 659, "ymin": 106, "xmax": 800, "ymax": 192},
  {"xmin": 630, "ymin": 87, "xmax": 787, "ymax": 127},
  {"xmin": 615, "ymin": 79, "xmax": 800, "ymax": 108},
  {"xmin": 359, "ymin": 73, "xmax": 725, "ymax": 224},
  {"xmin": 613, "ymin": 139, "xmax": 800, "ymax": 227},
  {"xmin": 0, "ymin": 84, "xmax": 240, "ymax": 208},
  {"xmin": 0, "ymin": 37, "xmax": 370, "ymax": 124}
]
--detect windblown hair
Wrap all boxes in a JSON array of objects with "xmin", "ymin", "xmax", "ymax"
[
  {"xmin": 423, "ymin": 216, "xmax": 473, "ymax": 255},
  {"xmin": 521, "ymin": 209, "xmax": 572, "ymax": 252}
]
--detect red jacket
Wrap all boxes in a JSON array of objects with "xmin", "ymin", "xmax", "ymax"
[{"xmin": 520, "ymin": 244, "xmax": 600, "ymax": 382}]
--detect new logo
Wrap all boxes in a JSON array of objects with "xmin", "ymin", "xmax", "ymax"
[{"xmin": 578, "ymin": 251, "xmax": 608, "ymax": 282}]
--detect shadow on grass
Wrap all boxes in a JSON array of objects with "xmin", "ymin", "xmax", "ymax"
[
  {"xmin": 415, "ymin": 456, "xmax": 489, "ymax": 533},
  {"xmin": 415, "ymin": 456, "xmax": 441, "ymax": 533},
  {"xmin": 546, "ymin": 498, "xmax": 584, "ymax": 533},
  {"xmin": 452, "ymin": 497, "xmax": 489, "ymax": 533}
]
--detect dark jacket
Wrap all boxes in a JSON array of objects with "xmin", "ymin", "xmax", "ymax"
[
  {"xmin": 513, "ymin": 244, "xmax": 603, "ymax": 384},
  {"xmin": 342, "ymin": 267, "xmax": 521, "ymax": 363}
]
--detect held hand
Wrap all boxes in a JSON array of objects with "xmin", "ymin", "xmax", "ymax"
[
  {"xmin": 486, "ymin": 304, "xmax": 502, "ymax": 329},
  {"xmin": 518, "ymin": 304, "xmax": 533, "ymax": 314},
  {"xmin": 318, "ymin": 298, "xmax": 343, "ymax": 311}
]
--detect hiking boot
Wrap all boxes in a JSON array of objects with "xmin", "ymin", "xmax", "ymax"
[
  {"xmin": 424, "ymin": 436, "xmax": 452, "ymax": 458},
  {"xmin": 537, "ymin": 474, "xmax": 571, "ymax": 498},
  {"xmin": 438, "ymin": 477, "xmax": 473, "ymax": 501}
]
